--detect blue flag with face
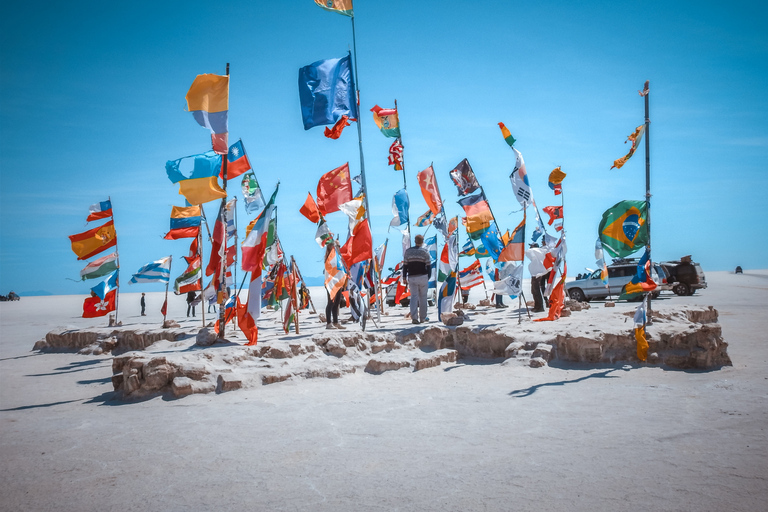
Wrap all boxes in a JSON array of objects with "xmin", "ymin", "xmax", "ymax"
[{"xmin": 298, "ymin": 54, "xmax": 358, "ymax": 130}]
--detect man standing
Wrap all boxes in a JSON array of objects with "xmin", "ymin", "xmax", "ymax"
[
  {"xmin": 140, "ymin": 293, "xmax": 146, "ymax": 316},
  {"xmin": 403, "ymin": 234, "xmax": 432, "ymax": 324}
]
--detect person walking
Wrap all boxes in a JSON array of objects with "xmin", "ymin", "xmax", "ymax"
[
  {"xmin": 186, "ymin": 290, "xmax": 196, "ymax": 317},
  {"xmin": 140, "ymin": 293, "xmax": 146, "ymax": 316},
  {"xmin": 403, "ymin": 234, "xmax": 432, "ymax": 324}
]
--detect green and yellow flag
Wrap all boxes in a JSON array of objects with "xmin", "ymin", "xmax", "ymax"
[{"xmin": 598, "ymin": 200, "xmax": 648, "ymax": 258}]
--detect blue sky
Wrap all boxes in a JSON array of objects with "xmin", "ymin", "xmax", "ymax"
[{"xmin": 1, "ymin": 0, "xmax": 766, "ymax": 296}]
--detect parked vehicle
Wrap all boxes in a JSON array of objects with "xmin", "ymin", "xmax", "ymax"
[
  {"xmin": 385, "ymin": 282, "xmax": 435, "ymax": 307},
  {"xmin": 659, "ymin": 256, "xmax": 707, "ymax": 296},
  {"xmin": 565, "ymin": 258, "xmax": 666, "ymax": 302}
]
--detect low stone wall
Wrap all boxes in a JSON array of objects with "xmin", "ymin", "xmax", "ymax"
[{"xmin": 34, "ymin": 326, "xmax": 190, "ymax": 355}]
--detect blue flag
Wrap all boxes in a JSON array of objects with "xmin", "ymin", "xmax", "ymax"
[
  {"xmin": 91, "ymin": 270, "xmax": 119, "ymax": 299},
  {"xmin": 389, "ymin": 188, "xmax": 410, "ymax": 228},
  {"xmin": 298, "ymin": 54, "xmax": 358, "ymax": 130}
]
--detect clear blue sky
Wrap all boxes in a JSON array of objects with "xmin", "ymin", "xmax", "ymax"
[{"xmin": 1, "ymin": 0, "xmax": 766, "ymax": 296}]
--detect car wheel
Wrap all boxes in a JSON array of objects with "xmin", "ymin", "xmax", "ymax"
[
  {"xmin": 672, "ymin": 283, "xmax": 689, "ymax": 296},
  {"xmin": 568, "ymin": 288, "xmax": 586, "ymax": 302}
]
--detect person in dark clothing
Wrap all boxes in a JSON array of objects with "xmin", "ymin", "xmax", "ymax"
[
  {"xmin": 186, "ymin": 290, "xmax": 196, "ymax": 317},
  {"xmin": 140, "ymin": 293, "xmax": 146, "ymax": 316},
  {"xmin": 403, "ymin": 234, "xmax": 432, "ymax": 324}
]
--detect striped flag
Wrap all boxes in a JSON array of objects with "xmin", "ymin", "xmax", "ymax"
[
  {"xmin": 79, "ymin": 252, "xmax": 119, "ymax": 281},
  {"xmin": 459, "ymin": 260, "xmax": 484, "ymax": 291},
  {"xmin": 129, "ymin": 257, "xmax": 172, "ymax": 284},
  {"xmin": 388, "ymin": 139, "xmax": 404, "ymax": 170},
  {"xmin": 86, "ymin": 200, "xmax": 113, "ymax": 222}
]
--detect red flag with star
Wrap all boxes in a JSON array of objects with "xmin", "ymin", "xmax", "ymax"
[{"xmin": 316, "ymin": 163, "xmax": 353, "ymax": 216}]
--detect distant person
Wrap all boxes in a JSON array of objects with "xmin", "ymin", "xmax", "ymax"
[
  {"xmin": 140, "ymin": 293, "xmax": 146, "ymax": 316},
  {"xmin": 186, "ymin": 290, "xmax": 196, "ymax": 317},
  {"xmin": 493, "ymin": 269, "xmax": 507, "ymax": 308},
  {"xmin": 403, "ymin": 234, "xmax": 431, "ymax": 324},
  {"xmin": 735, "ymin": 266, "xmax": 743, "ymax": 274}
]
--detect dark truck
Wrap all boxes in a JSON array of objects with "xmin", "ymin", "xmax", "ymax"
[{"xmin": 659, "ymin": 256, "xmax": 707, "ymax": 296}]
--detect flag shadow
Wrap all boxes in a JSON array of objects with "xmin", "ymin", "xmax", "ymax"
[{"xmin": 508, "ymin": 368, "xmax": 621, "ymax": 398}]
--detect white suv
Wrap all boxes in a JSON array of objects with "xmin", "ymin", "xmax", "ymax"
[{"xmin": 565, "ymin": 259, "xmax": 667, "ymax": 302}]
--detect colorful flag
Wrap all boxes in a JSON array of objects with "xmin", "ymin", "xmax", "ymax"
[
  {"xmin": 324, "ymin": 245, "xmax": 347, "ymax": 299},
  {"xmin": 219, "ymin": 140, "xmax": 251, "ymax": 180},
  {"xmin": 611, "ymin": 125, "xmax": 645, "ymax": 170},
  {"xmin": 206, "ymin": 199, "xmax": 235, "ymax": 277},
  {"xmin": 417, "ymin": 165, "xmax": 443, "ymax": 215},
  {"xmin": 129, "ymin": 257, "xmax": 171, "ymax": 285},
  {"xmin": 324, "ymin": 115, "xmax": 351, "ymax": 139},
  {"xmin": 79, "ymin": 252, "xmax": 118, "ymax": 281},
  {"xmin": 449, "ymin": 159, "xmax": 480, "ymax": 196},
  {"xmin": 174, "ymin": 256, "xmax": 202, "ymax": 294},
  {"xmin": 317, "ymin": 163, "xmax": 353, "ymax": 215},
  {"xmin": 300, "ymin": 192, "xmax": 321, "ymax": 223},
  {"xmin": 498, "ymin": 216, "xmax": 526, "ymax": 262},
  {"xmin": 86, "ymin": 200, "xmax": 112, "ymax": 222},
  {"xmin": 548, "ymin": 167, "xmax": 566, "ymax": 195},
  {"xmin": 186, "ymin": 73, "xmax": 229, "ymax": 154},
  {"xmin": 298, "ymin": 54, "xmax": 358, "ymax": 130},
  {"xmin": 315, "ymin": 219, "xmax": 334, "ymax": 248},
  {"xmin": 459, "ymin": 193, "xmax": 494, "ymax": 240},
  {"xmin": 237, "ymin": 295, "xmax": 259, "ymax": 346},
  {"xmin": 241, "ymin": 173, "xmax": 265, "ymax": 214},
  {"xmin": 480, "ymin": 224, "xmax": 504, "ymax": 261},
  {"xmin": 371, "ymin": 105, "xmax": 401, "ymax": 138},
  {"xmin": 313, "ymin": 0, "xmax": 353, "ymax": 17},
  {"xmin": 533, "ymin": 265, "xmax": 567, "ymax": 322},
  {"xmin": 389, "ymin": 189, "xmax": 409, "ymax": 228},
  {"xmin": 166, "ymin": 152, "xmax": 226, "ymax": 205},
  {"xmin": 543, "ymin": 206, "xmax": 563, "ymax": 226},
  {"xmin": 185, "ymin": 237, "xmax": 199, "ymax": 265},
  {"xmin": 91, "ymin": 270, "xmax": 119, "ymax": 299},
  {"xmin": 598, "ymin": 200, "xmax": 648, "ymax": 258},
  {"xmin": 69, "ymin": 220, "xmax": 117, "ymax": 261},
  {"xmin": 634, "ymin": 296, "xmax": 648, "ymax": 361},
  {"xmin": 340, "ymin": 218, "xmax": 373, "ymax": 268},
  {"xmin": 509, "ymin": 147, "xmax": 531, "ymax": 207},
  {"xmin": 414, "ymin": 209, "xmax": 434, "ymax": 227},
  {"xmin": 498, "ymin": 122, "xmax": 516, "ymax": 147},
  {"xmin": 459, "ymin": 260, "xmax": 484, "ymax": 290},
  {"xmin": 493, "ymin": 262, "xmax": 523, "ymax": 296},
  {"xmin": 594, "ymin": 239, "xmax": 609, "ymax": 285},
  {"xmin": 620, "ymin": 249, "xmax": 658, "ymax": 300},
  {"xmin": 437, "ymin": 270, "xmax": 457, "ymax": 323},
  {"xmin": 83, "ymin": 289, "xmax": 117, "ymax": 318},
  {"xmin": 424, "ymin": 236, "xmax": 437, "ymax": 289},
  {"xmin": 459, "ymin": 239, "xmax": 476, "ymax": 257},
  {"xmin": 242, "ymin": 185, "xmax": 279, "ymax": 272},
  {"xmin": 388, "ymin": 138, "xmax": 404, "ymax": 170},
  {"xmin": 164, "ymin": 205, "xmax": 201, "ymax": 240}
]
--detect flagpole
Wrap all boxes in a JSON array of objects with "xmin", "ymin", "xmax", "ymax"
[
  {"xmin": 643, "ymin": 80, "xmax": 653, "ymax": 325},
  {"xmin": 198, "ymin": 226, "xmax": 205, "ymax": 328},
  {"xmin": 290, "ymin": 256, "xmax": 300, "ymax": 334},
  {"xmin": 394, "ymin": 99, "xmax": 407, "ymax": 192},
  {"xmin": 163, "ymin": 255, "xmax": 172, "ymax": 325},
  {"xmin": 217, "ymin": 62, "xmax": 230, "ymax": 340},
  {"xmin": 109, "ymin": 195, "xmax": 120, "ymax": 326}
]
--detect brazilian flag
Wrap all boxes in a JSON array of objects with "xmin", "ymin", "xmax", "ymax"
[{"xmin": 598, "ymin": 200, "xmax": 648, "ymax": 258}]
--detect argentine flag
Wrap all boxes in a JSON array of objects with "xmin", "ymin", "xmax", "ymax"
[{"xmin": 129, "ymin": 256, "xmax": 172, "ymax": 285}]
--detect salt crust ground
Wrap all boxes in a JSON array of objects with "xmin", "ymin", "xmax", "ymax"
[{"xmin": 1, "ymin": 271, "xmax": 767, "ymax": 511}]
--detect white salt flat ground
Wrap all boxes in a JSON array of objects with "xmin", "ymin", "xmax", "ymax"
[{"xmin": 0, "ymin": 271, "xmax": 767, "ymax": 511}]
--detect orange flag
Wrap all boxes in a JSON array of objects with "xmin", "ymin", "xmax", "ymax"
[
  {"xmin": 340, "ymin": 218, "xmax": 373, "ymax": 268},
  {"xmin": 417, "ymin": 165, "xmax": 443, "ymax": 215},
  {"xmin": 299, "ymin": 193, "xmax": 321, "ymax": 223},
  {"xmin": 316, "ymin": 163, "xmax": 353, "ymax": 215}
]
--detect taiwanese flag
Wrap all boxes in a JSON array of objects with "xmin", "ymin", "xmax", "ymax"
[
  {"xmin": 164, "ymin": 206, "xmax": 201, "ymax": 240},
  {"xmin": 82, "ymin": 289, "xmax": 117, "ymax": 318},
  {"xmin": 316, "ymin": 163, "xmax": 353, "ymax": 216},
  {"xmin": 340, "ymin": 218, "xmax": 373, "ymax": 269},
  {"xmin": 219, "ymin": 140, "xmax": 252, "ymax": 180},
  {"xmin": 86, "ymin": 200, "xmax": 112, "ymax": 222}
]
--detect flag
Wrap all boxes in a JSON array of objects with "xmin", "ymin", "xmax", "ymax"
[
  {"xmin": 242, "ymin": 185, "xmax": 279, "ymax": 272},
  {"xmin": 186, "ymin": 73, "xmax": 229, "ymax": 154},
  {"xmin": 459, "ymin": 193, "xmax": 494, "ymax": 240},
  {"xmin": 83, "ymin": 289, "xmax": 117, "ymax": 318},
  {"xmin": 164, "ymin": 205, "xmax": 201, "ymax": 240},
  {"xmin": 324, "ymin": 245, "xmax": 347, "ymax": 299},
  {"xmin": 324, "ymin": 115, "xmax": 351, "ymax": 139},
  {"xmin": 160, "ymin": 298, "xmax": 167, "ymax": 317},
  {"xmin": 206, "ymin": 199, "xmax": 235, "ymax": 277},
  {"xmin": 313, "ymin": 0, "xmax": 353, "ymax": 17},
  {"xmin": 317, "ymin": 163, "xmax": 353, "ymax": 215},
  {"xmin": 241, "ymin": 173, "xmax": 265, "ymax": 214},
  {"xmin": 185, "ymin": 237, "xmax": 199, "ymax": 265},
  {"xmin": 374, "ymin": 240, "xmax": 388, "ymax": 276},
  {"xmin": 389, "ymin": 189, "xmax": 409, "ymax": 228},
  {"xmin": 417, "ymin": 165, "xmax": 443, "ymax": 215},
  {"xmin": 219, "ymin": 140, "xmax": 251, "ymax": 180},
  {"xmin": 534, "ymin": 265, "xmax": 567, "ymax": 322},
  {"xmin": 298, "ymin": 54, "xmax": 358, "ymax": 130},
  {"xmin": 237, "ymin": 296, "xmax": 259, "ymax": 346},
  {"xmin": 166, "ymin": 152, "xmax": 226, "ymax": 204},
  {"xmin": 315, "ymin": 219, "xmax": 334, "ymax": 248},
  {"xmin": 299, "ymin": 193, "xmax": 321, "ymax": 223},
  {"xmin": 459, "ymin": 239, "xmax": 476, "ymax": 257},
  {"xmin": 459, "ymin": 260, "xmax": 484, "ymax": 290},
  {"xmin": 548, "ymin": 167, "xmax": 566, "ymax": 195},
  {"xmin": 498, "ymin": 216, "xmax": 526, "ymax": 262},
  {"xmin": 79, "ymin": 252, "xmax": 119, "ymax": 281},
  {"xmin": 493, "ymin": 262, "xmax": 523, "ymax": 296},
  {"xmin": 595, "ymin": 239, "xmax": 609, "ymax": 285},
  {"xmin": 414, "ymin": 209, "xmax": 434, "ymax": 227},
  {"xmin": 69, "ymin": 220, "xmax": 117, "ymax": 261},
  {"xmin": 437, "ymin": 270, "xmax": 457, "ymax": 324},
  {"xmin": 449, "ymin": 159, "xmax": 480, "ymax": 196},
  {"xmin": 247, "ymin": 272, "xmax": 262, "ymax": 323},
  {"xmin": 129, "ymin": 257, "xmax": 171, "ymax": 284},
  {"xmin": 598, "ymin": 200, "xmax": 649, "ymax": 258},
  {"xmin": 634, "ymin": 296, "xmax": 648, "ymax": 361},
  {"xmin": 425, "ymin": 236, "xmax": 438, "ymax": 289},
  {"xmin": 371, "ymin": 105, "xmax": 401, "ymax": 138},
  {"xmin": 86, "ymin": 200, "xmax": 112, "ymax": 222},
  {"xmin": 620, "ymin": 249, "xmax": 658, "ymax": 300},
  {"xmin": 387, "ymin": 138, "xmax": 404, "ymax": 170},
  {"xmin": 480, "ymin": 224, "xmax": 504, "ymax": 261},
  {"xmin": 543, "ymin": 206, "xmax": 563, "ymax": 226},
  {"xmin": 639, "ymin": 80, "xmax": 650, "ymax": 97},
  {"xmin": 509, "ymin": 147, "xmax": 532, "ymax": 207},
  {"xmin": 174, "ymin": 256, "xmax": 202, "ymax": 294},
  {"xmin": 91, "ymin": 270, "xmax": 119, "ymax": 299},
  {"xmin": 498, "ymin": 122, "xmax": 516, "ymax": 147},
  {"xmin": 611, "ymin": 125, "xmax": 645, "ymax": 170},
  {"xmin": 340, "ymin": 218, "xmax": 373, "ymax": 268}
]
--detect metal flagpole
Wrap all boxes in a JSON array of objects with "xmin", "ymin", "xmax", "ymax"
[
  {"xmin": 217, "ymin": 62, "xmax": 230, "ymax": 339},
  {"xmin": 163, "ymin": 255, "xmax": 172, "ymax": 324},
  {"xmin": 198, "ymin": 226, "xmax": 205, "ymax": 328},
  {"xmin": 109, "ymin": 195, "xmax": 120, "ymax": 326},
  {"xmin": 394, "ymin": 100, "xmax": 407, "ymax": 192},
  {"xmin": 642, "ymin": 80, "xmax": 652, "ymax": 325}
]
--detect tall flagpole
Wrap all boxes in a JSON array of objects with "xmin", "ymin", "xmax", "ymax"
[
  {"xmin": 349, "ymin": 20, "xmax": 382, "ymax": 323},
  {"xmin": 163, "ymin": 255, "xmax": 172, "ymax": 324},
  {"xmin": 217, "ymin": 62, "xmax": 230, "ymax": 339},
  {"xmin": 109, "ymin": 195, "xmax": 120, "ymax": 325},
  {"xmin": 198, "ymin": 225, "xmax": 205, "ymax": 327},
  {"xmin": 394, "ymin": 99, "xmax": 407, "ymax": 192},
  {"xmin": 643, "ymin": 80, "xmax": 652, "ymax": 325}
]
